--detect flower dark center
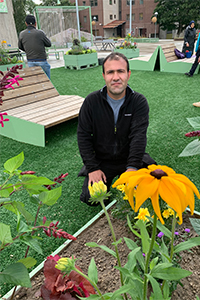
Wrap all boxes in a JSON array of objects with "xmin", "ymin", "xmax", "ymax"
[{"xmin": 150, "ymin": 169, "xmax": 168, "ymax": 179}]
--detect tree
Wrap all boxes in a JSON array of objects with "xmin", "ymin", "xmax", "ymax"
[
  {"xmin": 12, "ymin": 0, "xmax": 36, "ymax": 35},
  {"xmin": 40, "ymin": 0, "xmax": 74, "ymax": 5},
  {"xmin": 154, "ymin": 0, "xmax": 200, "ymax": 36}
]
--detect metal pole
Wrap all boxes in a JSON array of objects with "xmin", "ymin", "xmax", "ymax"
[
  {"xmin": 155, "ymin": 22, "xmax": 156, "ymax": 38},
  {"xmin": 75, "ymin": 0, "xmax": 81, "ymax": 41},
  {"xmin": 129, "ymin": 0, "xmax": 132, "ymax": 34}
]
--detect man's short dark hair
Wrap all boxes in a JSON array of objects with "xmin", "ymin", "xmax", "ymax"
[
  {"xmin": 102, "ymin": 52, "xmax": 130, "ymax": 73},
  {"xmin": 25, "ymin": 15, "xmax": 36, "ymax": 25}
]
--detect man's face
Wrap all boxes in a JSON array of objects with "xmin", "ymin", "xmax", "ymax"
[{"xmin": 102, "ymin": 57, "xmax": 131, "ymax": 100}]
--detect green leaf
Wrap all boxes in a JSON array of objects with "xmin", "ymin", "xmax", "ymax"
[
  {"xmin": 124, "ymin": 247, "xmax": 141, "ymax": 272},
  {"xmin": 115, "ymin": 266, "xmax": 143, "ymax": 283},
  {"xmin": 18, "ymin": 257, "xmax": 37, "ymax": 268},
  {"xmin": 4, "ymin": 152, "xmax": 24, "ymax": 173},
  {"xmin": 0, "ymin": 262, "xmax": 31, "ymax": 287},
  {"xmin": 21, "ymin": 175, "xmax": 55, "ymax": 186},
  {"xmin": 189, "ymin": 218, "xmax": 200, "ymax": 235},
  {"xmin": 124, "ymin": 237, "xmax": 145, "ymax": 271},
  {"xmin": 109, "ymin": 283, "xmax": 138, "ymax": 300},
  {"xmin": 112, "ymin": 238, "xmax": 122, "ymax": 246},
  {"xmin": 135, "ymin": 219, "xmax": 150, "ymax": 254},
  {"xmin": 85, "ymin": 242, "xmax": 117, "ymax": 258},
  {"xmin": 179, "ymin": 139, "xmax": 200, "ymax": 157},
  {"xmin": 127, "ymin": 215, "xmax": 142, "ymax": 239},
  {"xmin": 88, "ymin": 258, "xmax": 98, "ymax": 284},
  {"xmin": 39, "ymin": 186, "xmax": 62, "ymax": 206},
  {"xmin": 0, "ymin": 223, "xmax": 13, "ymax": 246},
  {"xmin": 174, "ymin": 236, "xmax": 200, "ymax": 253},
  {"xmin": 150, "ymin": 257, "xmax": 159, "ymax": 271},
  {"xmin": 187, "ymin": 116, "xmax": 200, "ymax": 130},
  {"xmin": 18, "ymin": 220, "xmax": 32, "ymax": 234},
  {"xmin": 151, "ymin": 264, "xmax": 192, "ymax": 281},
  {"xmin": 20, "ymin": 236, "xmax": 43, "ymax": 254},
  {"xmin": 146, "ymin": 274, "xmax": 164, "ymax": 300},
  {"xmin": 15, "ymin": 202, "xmax": 35, "ymax": 222},
  {"xmin": 0, "ymin": 189, "xmax": 10, "ymax": 197}
]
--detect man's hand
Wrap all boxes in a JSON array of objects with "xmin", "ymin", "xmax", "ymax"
[
  {"xmin": 186, "ymin": 42, "xmax": 189, "ymax": 47},
  {"xmin": 88, "ymin": 170, "xmax": 107, "ymax": 186},
  {"xmin": 198, "ymin": 56, "xmax": 200, "ymax": 63},
  {"xmin": 126, "ymin": 168, "xmax": 137, "ymax": 172}
]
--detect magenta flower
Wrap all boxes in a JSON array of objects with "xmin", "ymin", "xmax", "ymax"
[
  {"xmin": 0, "ymin": 112, "xmax": 9, "ymax": 127},
  {"xmin": 185, "ymin": 130, "xmax": 200, "ymax": 137},
  {"xmin": 185, "ymin": 228, "xmax": 190, "ymax": 233},
  {"xmin": 157, "ymin": 232, "xmax": 164, "ymax": 238},
  {"xmin": 174, "ymin": 231, "xmax": 179, "ymax": 235},
  {"xmin": 5, "ymin": 75, "xmax": 23, "ymax": 89}
]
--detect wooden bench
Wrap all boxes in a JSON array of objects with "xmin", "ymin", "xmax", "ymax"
[
  {"xmin": 0, "ymin": 66, "xmax": 84, "ymax": 147},
  {"xmin": 160, "ymin": 43, "xmax": 198, "ymax": 73}
]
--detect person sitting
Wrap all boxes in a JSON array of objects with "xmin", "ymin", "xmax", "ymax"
[{"xmin": 77, "ymin": 52, "xmax": 156, "ymax": 206}]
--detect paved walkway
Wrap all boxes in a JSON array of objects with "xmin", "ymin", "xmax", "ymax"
[{"xmin": 23, "ymin": 39, "xmax": 184, "ymax": 70}]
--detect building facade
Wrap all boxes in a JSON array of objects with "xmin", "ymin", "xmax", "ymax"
[{"xmin": 77, "ymin": 0, "xmax": 159, "ymax": 38}]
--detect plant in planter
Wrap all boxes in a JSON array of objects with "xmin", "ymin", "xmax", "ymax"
[
  {"xmin": 55, "ymin": 165, "xmax": 200, "ymax": 300},
  {"xmin": 0, "ymin": 41, "xmax": 25, "ymax": 71},
  {"xmin": 115, "ymin": 33, "xmax": 139, "ymax": 59},
  {"xmin": 64, "ymin": 39, "xmax": 98, "ymax": 70}
]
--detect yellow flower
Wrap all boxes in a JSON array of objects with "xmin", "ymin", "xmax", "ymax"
[
  {"xmin": 1, "ymin": 40, "xmax": 6, "ymax": 44},
  {"xmin": 135, "ymin": 207, "xmax": 150, "ymax": 222},
  {"xmin": 88, "ymin": 180, "xmax": 107, "ymax": 197},
  {"xmin": 162, "ymin": 209, "xmax": 170, "ymax": 219},
  {"xmin": 116, "ymin": 184, "xmax": 125, "ymax": 193},
  {"xmin": 56, "ymin": 257, "xmax": 75, "ymax": 273},
  {"xmin": 112, "ymin": 165, "xmax": 200, "ymax": 224}
]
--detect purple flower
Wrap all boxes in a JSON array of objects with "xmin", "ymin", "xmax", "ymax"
[
  {"xmin": 185, "ymin": 228, "xmax": 190, "ymax": 233},
  {"xmin": 174, "ymin": 231, "xmax": 179, "ymax": 235},
  {"xmin": 157, "ymin": 232, "xmax": 164, "ymax": 238},
  {"xmin": 142, "ymin": 253, "xmax": 145, "ymax": 257}
]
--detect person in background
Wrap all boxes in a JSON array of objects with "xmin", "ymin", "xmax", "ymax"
[
  {"xmin": 77, "ymin": 52, "xmax": 156, "ymax": 206},
  {"xmin": 185, "ymin": 31, "xmax": 200, "ymax": 81},
  {"xmin": 182, "ymin": 20, "xmax": 196, "ymax": 55},
  {"xmin": 18, "ymin": 14, "xmax": 51, "ymax": 79}
]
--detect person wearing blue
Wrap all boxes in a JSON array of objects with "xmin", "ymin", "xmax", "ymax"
[
  {"xmin": 185, "ymin": 31, "xmax": 200, "ymax": 79},
  {"xmin": 182, "ymin": 21, "xmax": 196, "ymax": 55},
  {"xmin": 18, "ymin": 15, "xmax": 51, "ymax": 79}
]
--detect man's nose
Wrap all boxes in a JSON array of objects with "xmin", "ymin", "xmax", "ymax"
[{"xmin": 113, "ymin": 71, "xmax": 120, "ymax": 80}]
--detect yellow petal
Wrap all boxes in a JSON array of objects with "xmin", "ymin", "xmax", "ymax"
[
  {"xmin": 135, "ymin": 177, "xmax": 159, "ymax": 211},
  {"xmin": 170, "ymin": 174, "xmax": 200, "ymax": 199},
  {"xmin": 151, "ymin": 190, "xmax": 165, "ymax": 224}
]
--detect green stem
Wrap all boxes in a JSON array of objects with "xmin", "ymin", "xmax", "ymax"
[
  {"xmin": 143, "ymin": 213, "xmax": 157, "ymax": 300},
  {"xmin": 161, "ymin": 212, "xmax": 177, "ymax": 292},
  {"xmin": 100, "ymin": 198, "xmax": 128, "ymax": 300},
  {"xmin": 74, "ymin": 266, "xmax": 105, "ymax": 300}
]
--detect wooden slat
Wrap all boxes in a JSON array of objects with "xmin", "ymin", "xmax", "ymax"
[
  {"xmin": 6, "ymin": 95, "xmax": 84, "ymax": 119},
  {"xmin": 161, "ymin": 43, "xmax": 178, "ymax": 62},
  {"xmin": 0, "ymin": 88, "xmax": 59, "ymax": 111}
]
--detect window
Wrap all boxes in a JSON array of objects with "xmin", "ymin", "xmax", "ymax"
[
  {"xmin": 114, "ymin": 14, "xmax": 116, "ymax": 19},
  {"xmin": 92, "ymin": 15, "xmax": 98, "ymax": 21},
  {"xmin": 139, "ymin": 13, "xmax": 143, "ymax": 20},
  {"xmin": 114, "ymin": 0, "xmax": 116, "ymax": 3},
  {"xmin": 127, "ymin": 0, "xmax": 135, "ymax": 5},
  {"xmin": 109, "ymin": 0, "xmax": 112, "ymax": 4},
  {"xmin": 83, "ymin": 1, "xmax": 86, "ymax": 5},
  {"xmin": 126, "ymin": 13, "xmax": 135, "ymax": 21},
  {"xmin": 84, "ymin": 16, "xmax": 87, "ymax": 23},
  {"xmin": 90, "ymin": 0, "xmax": 98, "ymax": 6},
  {"xmin": 110, "ymin": 14, "xmax": 113, "ymax": 20},
  {"xmin": 140, "ymin": 0, "xmax": 143, "ymax": 3}
]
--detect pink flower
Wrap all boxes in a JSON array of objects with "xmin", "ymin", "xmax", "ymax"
[
  {"xmin": 47, "ymin": 254, "xmax": 61, "ymax": 261},
  {"xmin": 0, "ymin": 112, "xmax": 9, "ymax": 127},
  {"xmin": 5, "ymin": 75, "xmax": 23, "ymax": 89}
]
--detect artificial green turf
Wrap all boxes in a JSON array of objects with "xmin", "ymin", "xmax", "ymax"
[{"xmin": 1, "ymin": 66, "xmax": 200, "ymax": 296}]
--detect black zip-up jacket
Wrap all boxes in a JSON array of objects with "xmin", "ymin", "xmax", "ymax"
[{"xmin": 77, "ymin": 85, "xmax": 149, "ymax": 173}]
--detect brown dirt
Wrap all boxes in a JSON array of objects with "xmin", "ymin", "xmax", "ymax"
[{"xmin": 12, "ymin": 209, "xmax": 200, "ymax": 300}]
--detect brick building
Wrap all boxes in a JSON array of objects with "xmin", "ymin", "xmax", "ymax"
[{"xmin": 77, "ymin": 0, "xmax": 159, "ymax": 38}]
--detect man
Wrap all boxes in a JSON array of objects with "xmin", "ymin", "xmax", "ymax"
[
  {"xmin": 77, "ymin": 52, "xmax": 156, "ymax": 206},
  {"xmin": 18, "ymin": 15, "xmax": 51, "ymax": 79},
  {"xmin": 185, "ymin": 30, "xmax": 200, "ymax": 80}
]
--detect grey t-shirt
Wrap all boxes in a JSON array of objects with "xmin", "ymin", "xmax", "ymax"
[{"xmin": 107, "ymin": 94, "xmax": 125, "ymax": 125}]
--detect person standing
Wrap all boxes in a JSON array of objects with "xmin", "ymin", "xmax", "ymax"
[
  {"xmin": 77, "ymin": 52, "xmax": 156, "ymax": 206},
  {"xmin": 18, "ymin": 15, "xmax": 51, "ymax": 79},
  {"xmin": 185, "ymin": 31, "xmax": 200, "ymax": 79},
  {"xmin": 182, "ymin": 21, "xmax": 196, "ymax": 55}
]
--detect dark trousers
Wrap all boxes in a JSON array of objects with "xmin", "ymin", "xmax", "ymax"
[
  {"xmin": 79, "ymin": 153, "xmax": 157, "ymax": 206},
  {"xmin": 189, "ymin": 49, "xmax": 200, "ymax": 75}
]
